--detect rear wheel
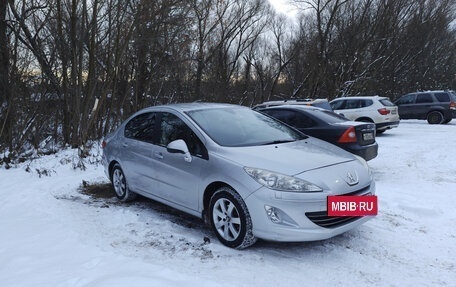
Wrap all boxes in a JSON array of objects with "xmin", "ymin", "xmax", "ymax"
[
  {"xmin": 209, "ymin": 186, "xmax": 256, "ymax": 249},
  {"xmin": 111, "ymin": 163, "xmax": 137, "ymax": 202},
  {"xmin": 427, "ymin": 111, "xmax": 443, "ymax": 124}
]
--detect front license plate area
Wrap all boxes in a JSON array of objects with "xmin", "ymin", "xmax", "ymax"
[{"xmin": 327, "ymin": 195, "xmax": 378, "ymax": 216}]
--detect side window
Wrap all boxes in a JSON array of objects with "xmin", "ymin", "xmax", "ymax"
[
  {"xmin": 396, "ymin": 94, "xmax": 415, "ymax": 105},
  {"xmin": 330, "ymin": 100, "xmax": 346, "ymax": 110},
  {"xmin": 362, "ymin": 99, "xmax": 374, "ymax": 107},
  {"xmin": 124, "ymin": 112, "xmax": 156, "ymax": 143},
  {"xmin": 291, "ymin": 111, "xmax": 316, "ymax": 129},
  {"xmin": 159, "ymin": 112, "xmax": 206, "ymax": 157},
  {"xmin": 416, "ymin": 94, "xmax": 433, "ymax": 103},
  {"xmin": 345, "ymin": 100, "xmax": 361, "ymax": 109},
  {"xmin": 264, "ymin": 110, "xmax": 316, "ymax": 129},
  {"xmin": 262, "ymin": 110, "xmax": 294, "ymax": 125},
  {"xmin": 434, "ymin": 93, "xmax": 450, "ymax": 102}
]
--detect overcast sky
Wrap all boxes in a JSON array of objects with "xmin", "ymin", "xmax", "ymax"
[{"xmin": 268, "ymin": 0, "xmax": 299, "ymax": 18}]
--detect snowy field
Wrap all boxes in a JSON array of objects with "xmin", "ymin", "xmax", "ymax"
[{"xmin": 0, "ymin": 120, "xmax": 455, "ymax": 287}]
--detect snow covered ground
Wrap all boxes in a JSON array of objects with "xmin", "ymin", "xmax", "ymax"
[{"xmin": 1, "ymin": 120, "xmax": 455, "ymax": 287}]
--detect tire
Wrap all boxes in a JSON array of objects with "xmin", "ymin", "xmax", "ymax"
[
  {"xmin": 376, "ymin": 130, "xmax": 386, "ymax": 134},
  {"xmin": 427, "ymin": 111, "xmax": 444, "ymax": 124},
  {"xmin": 209, "ymin": 186, "xmax": 257, "ymax": 249},
  {"xmin": 111, "ymin": 163, "xmax": 137, "ymax": 202}
]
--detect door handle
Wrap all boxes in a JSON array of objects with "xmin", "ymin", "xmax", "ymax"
[
  {"xmin": 122, "ymin": 142, "xmax": 128, "ymax": 148},
  {"xmin": 154, "ymin": 152, "xmax": 163, "ymax": 159}
]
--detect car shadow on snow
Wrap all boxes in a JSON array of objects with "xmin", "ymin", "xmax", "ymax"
[
  {"xmin": 78, "ymin": 181, "xmax": 207, "ymax": 230},
  {"xmin": 77, "ymin": 181, "xmax": 366, "ymax": 256}
]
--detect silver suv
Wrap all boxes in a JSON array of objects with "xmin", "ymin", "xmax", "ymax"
[{"xmin": 330, "ymin": 96, "xmax": 400, "ymax": 134}]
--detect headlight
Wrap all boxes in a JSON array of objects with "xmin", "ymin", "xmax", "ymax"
[{"xmin": 244, "ymin": 167, "xmax": 323, "ymax": 192}]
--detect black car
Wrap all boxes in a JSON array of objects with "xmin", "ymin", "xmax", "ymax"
[
  {"xmin": 259, "ymin": 105, "xmax": 378, "ymax": 161},
  {"xmin": 394, "ymin": 90, "xmax": 456, "ymax": 124}
]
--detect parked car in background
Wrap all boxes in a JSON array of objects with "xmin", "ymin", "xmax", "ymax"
[
  {"xmin": 253, "ymin": 98, "xmax": 332, "ymax": 110},
  {"xmin": 330, "ymin": 96, "xmax": 400, "ymax": 134},
  {"xmin": 259, "ymin": 105, "xmax": 378, "ymax": 161},
  {"xmin": 102, "ymin": 103, "xmax": 375, "ymax": 249},
  {"xmin": 394, "ymin": 90, "xmax": 456, "ymax": 124}
]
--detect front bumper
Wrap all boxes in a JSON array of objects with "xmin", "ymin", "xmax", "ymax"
[{"xmin": 245, "ymin": 181, "xmax": 376, "ymax": 242}]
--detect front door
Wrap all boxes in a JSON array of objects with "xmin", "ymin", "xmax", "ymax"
[{"xmin": 153, "ymin": 112, "xmax": 208, "ymax": 211}]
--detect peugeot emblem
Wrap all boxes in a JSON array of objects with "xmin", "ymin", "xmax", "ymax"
[{"xmin": 345, "ymin": 171, "xmax": 359, "ymax": 186}]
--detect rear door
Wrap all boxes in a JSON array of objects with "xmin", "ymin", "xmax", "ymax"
[
  {"xmin": 121, "ymin": 112, "xmax": 159, "ymax": 193},
  {"xmin": 412, "ymin": 93, "xmax": 434, "ymax": 118}
]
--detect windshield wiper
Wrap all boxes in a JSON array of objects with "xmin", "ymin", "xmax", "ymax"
[{"xmin": 261, "ymin": 139, "xmax": 297, "ymax": 145}]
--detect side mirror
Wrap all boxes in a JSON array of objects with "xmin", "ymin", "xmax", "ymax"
[{"xmin": 167, "ymin": 139, "xmax": 192, "ymax": 163}]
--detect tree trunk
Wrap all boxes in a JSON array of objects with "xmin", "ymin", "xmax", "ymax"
[{"xmin": 0, "ymin": 0, "xmax": 11, "ymax": 149}]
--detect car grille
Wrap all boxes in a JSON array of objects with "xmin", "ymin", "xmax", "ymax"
[
  {"xmin": 305, "ymin": 185, "xmax": 371, "ymax": 228},
  {"xmin": 305, "ymin": 211, "xmax": 362, "ymax": 228}
]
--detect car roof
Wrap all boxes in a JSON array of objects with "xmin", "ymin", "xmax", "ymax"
[
  {"xmin": 253, "ymin": 98, "xmax": 329, "ymax": 109},
  {"xmin": 331, "ymin": 95, "xmax": 387, "ymax": 101},
  {"xmin": 259, "ymin": 104, "xmax": 326, "ymax": 112},
  {"xmin": 407, "ymin": 90, "xmax": 450, "ymax": 94}
]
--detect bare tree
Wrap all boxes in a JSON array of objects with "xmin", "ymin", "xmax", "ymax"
[{"xmin": 0, "ymin": 0, "xmax": 10, "ymax": 149}]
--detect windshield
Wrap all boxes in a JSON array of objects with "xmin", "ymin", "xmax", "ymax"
[{"xmin": 187, "ymin": 107, "xmax": 306, "ymax": 147}]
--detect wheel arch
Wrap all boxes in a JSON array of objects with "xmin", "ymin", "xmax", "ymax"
[
  {"xmin": 108, "ymin": 160, "xmax": 120, "ymax": 180},
  {"xmin": 426, "ymin": 110, "xmax": 445, "ymax": 124},
  {"xmin": 202, "ymin": 181, "xmax": 236, "ymax": 222},
  {"xmin": 426, "ymin": 109, "xmax": 445, "ymax": 117},
  {"xmin": 355, "ymin": 117, "xmax": 374, "ymax": 123}
]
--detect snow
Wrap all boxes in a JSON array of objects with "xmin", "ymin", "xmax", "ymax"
[{"xmin": 1, "ymin": 120, "xmax": 455, "ymax": 286}]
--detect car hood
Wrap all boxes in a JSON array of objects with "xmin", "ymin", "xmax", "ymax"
[{"xmin": 214, "ymin": 137, "xmax": 356, "ymax": 175}]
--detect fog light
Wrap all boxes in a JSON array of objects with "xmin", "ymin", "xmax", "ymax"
[
  {"xmin": 264, "ymin": 205, "xmax": 300, "ymax": 227},
  {"xmin": 265, "ymin": 205, "xmax": 281, "ymax": 223}
]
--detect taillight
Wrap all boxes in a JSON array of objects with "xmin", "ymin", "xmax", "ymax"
[
  {"xmin": 102, "ymin": 140, "xmax": 106, "ymax": 148},
  {"xmin": 450, "ymin": 101, "xmax": 456, "ymax": 110},
  {"xmin": 338, "ymin": 126, "xmax": 357, "ymax": 143},
  {"xmin": 377, "ymin": 108, "xmax": 391, "ymax": 115}
]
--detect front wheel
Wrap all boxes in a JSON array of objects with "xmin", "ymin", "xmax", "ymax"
[
  {"xmin": 111, "ymin": 163, "xmax": 137, "ymax": 202},
  {"xmin": 209, "ymin": 187, "xmax": 256, "ymax": 249},
  {"xmin": 427, "ymin": 111, "xmax": 443, "ymax": 124}
]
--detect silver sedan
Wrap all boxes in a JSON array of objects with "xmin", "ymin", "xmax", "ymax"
[{"xmin": 102, "ymin": 103, "xmax": 375, "ymax": 249}]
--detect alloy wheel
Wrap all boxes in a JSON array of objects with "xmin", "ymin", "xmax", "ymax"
[
  {"xmin": 113, "ymin": 169, "xmax": 126, "ymax": 197},
  {"xmin": 212, "ymin": 198, "xmax": 241, "ymax": 241}
]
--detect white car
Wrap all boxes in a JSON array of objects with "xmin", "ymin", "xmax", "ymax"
[{"xmin": 330, "ymin": 96, "xmax": 400, "ymax": 133}]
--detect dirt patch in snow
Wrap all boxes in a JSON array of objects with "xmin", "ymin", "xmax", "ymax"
[{"xmin": 79, "ymin": 181, "xmax": 114, "ymax": 199}]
